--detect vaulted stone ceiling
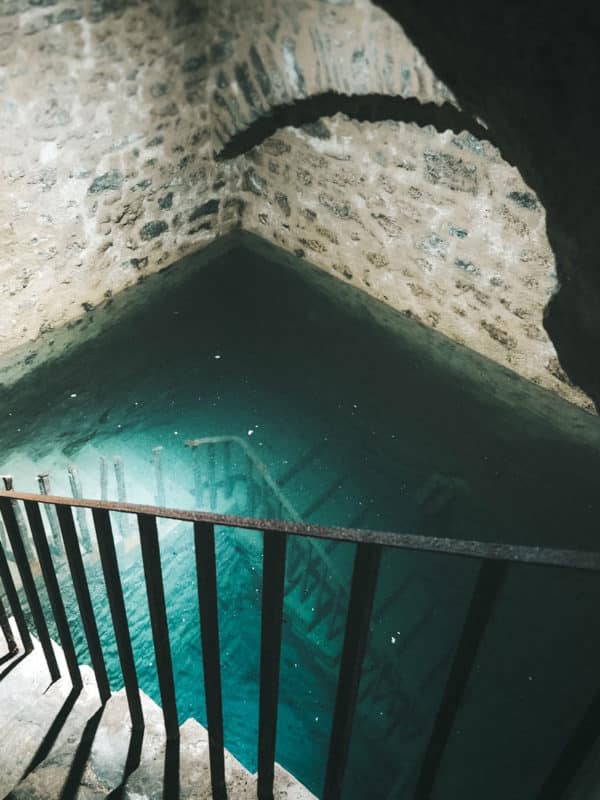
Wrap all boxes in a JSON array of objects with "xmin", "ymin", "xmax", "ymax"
[{"xmin": 0, "ymin": 0, "xmax": 595, "ymax": 413}]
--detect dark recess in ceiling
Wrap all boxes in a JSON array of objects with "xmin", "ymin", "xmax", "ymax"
[{"xmin": 374, "ymin": 0, "xmax": 600, "ymax": 411}]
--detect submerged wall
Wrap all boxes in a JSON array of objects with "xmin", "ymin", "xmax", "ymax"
[{"xmin": 0, "ymin": 0, "xmax": 594, "ymax": 412}]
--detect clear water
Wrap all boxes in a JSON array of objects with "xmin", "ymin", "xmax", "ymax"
[{"xmin": 2, "ymin": 244, "xmax": 600, "ymax": 798}]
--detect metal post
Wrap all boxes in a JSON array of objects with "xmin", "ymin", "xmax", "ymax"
[
  {"xmin": 0, "ymin": 515, "xmax": 9, "ymax": 555},
  {"xmin": 24, "ymin": 500, "xmax": 82, "ymax": 689},
  {"xmin": 194, "ymin": 522, "xmax": 226, "ymax": 800},
  {"xmin": 93, "ymin": 508, "xmax": 144, "ymax": 730},
  {"xmin": 67, "ymin": 465, "xmax": 92, "ymax": 552},
  {"xmin": 323, "ymin": 543, "xmax": 382, "ymax": 800},
  {"xmin": 55, "ymin": 504, "xmax": 111, "ymax": 703},
  {"xmin": 3, "ymin": 476, "xmax": 34, "ymax": 561},
  {"xmin": 414, "ymin": 559, "xmax": 508, "ymax": 800},
  {"xmin": 0, "ymin": 592, "xmax": 17, "ymax": 655},
  {"xmin": 0, "ymin": 496, "xmax": 60, "ymax": 681},
  {"xmin": 257, "ymin": 529, "xmax": 287, "ymax": 800},
  {"xmin": 153, "ymin": 447, "xmax": 166, "ymax": 509},
  {"xmin": 37, "ymin": 472, "xmax": 63, "ymax": 554},
  {"xmin": 137, "ymin": 513, "xmax": 179, "ymax": 741},
  {"xmin": 0, "ymin": 537, "xmax": 32, "ymax": 652}
]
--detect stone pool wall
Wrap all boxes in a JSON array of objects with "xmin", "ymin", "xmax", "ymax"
[{"xmin": 0, "ymin": 0, "xmax": 593, "ymax": 411}]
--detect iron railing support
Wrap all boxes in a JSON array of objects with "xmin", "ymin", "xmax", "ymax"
[
  {"xmin": 414, "ymin": 559, "xmax": 508, "ymax": 799},
  {"xmin": 257, "ymin": 529, "xmax": 288, "ymax": 800},
  {"xmin": 195, "ymin": 521, "xmax": 227, "ymax": 800},
  {"xmin": 138, "ymin": 513, "xmax": 179, "ymax": 741},
  {"xmin": 323, "ymin": 542, "xmax": 382, "ymax": 800}
]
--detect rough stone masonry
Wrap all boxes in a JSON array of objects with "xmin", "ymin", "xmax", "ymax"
[{"xmin": 0, "ymin": 0, "xmax": 593, "ymax": 412}]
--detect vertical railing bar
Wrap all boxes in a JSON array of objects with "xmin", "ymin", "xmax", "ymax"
[
  {"xmin": 322, "ymin": 542, "xmax": 382, "ymax": 800},
  {"xmin": 414, "ymin": 559, "xmax": 508, "ymax": 800},
  {"xmin": 0, "ymin": 496, "xmax": 60, "ymax": 681},
  {"xmin": 0, "ymin": 592, "xmax": 17, "ymax": 654},
  {"xmin": 55, "ymin": 503, "xmax": 111, "ymax": 703},
  {"xmin": 3, "ymin": 477, "xmax": 35, "ymax": 562},
  {"xmin": 0, "ymin": 514, "xmax": 8, "ymax": 551},
  {"xmin": 194, "ymin": 521, "xmax": 226, "ymax": 800},
  {"xmin": 0, "ymin": 537, "xmax": 32, "ymax": 652},
  {"xmin": 24, "ymin": 500, "xmax": 82, "ymax": 689},
  {"xmin": 137, "ymin": 513, "xmax": 179, "ymax": 740},
  {"xmin": 536, "ymin": 688, "xmax": 600, "ymax": 800},
  {"xmin": 93, "ymin": 507, "xmax": 144, "ymax": 730},
  {"xmin": 257, "ymin": 528, "xmax": 288, "ymax": 800}
]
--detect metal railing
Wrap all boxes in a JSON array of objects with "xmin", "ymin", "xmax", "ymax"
[{"xmin": 0, "ymin": 489, "xmax": 599, "ymax": 799}]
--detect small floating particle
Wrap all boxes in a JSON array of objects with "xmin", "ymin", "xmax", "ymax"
[
  {"xmin": 247, "ymin": 429, "xmax": 254, "ymax": 436},
  {"xmin": 214, "ymin": 354, "xmax": 221, "ymax": 359},
  {"xmin": 70, "ymin": 393, "xmax": 77, "ymax": 398}
]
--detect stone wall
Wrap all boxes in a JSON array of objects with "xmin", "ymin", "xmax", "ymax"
[{"xmin": 0, "ymin": 0, "xmax": 593, "ymax": 412}]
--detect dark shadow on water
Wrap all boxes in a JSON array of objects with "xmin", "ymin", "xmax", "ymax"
[
  {"xmin": 105, "ymin": 726, "xmax": 145, "ymax": 800},
  {"xmin": 59, "ymin": 705, "xmax": 105, "ymax": 800}
]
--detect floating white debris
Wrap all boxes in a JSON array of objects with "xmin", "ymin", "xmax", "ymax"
[
  {"xmin": 391, "ymin": 636, "xmax": 396, "ymax": 644},
  {"xmin": 174, "ymin": 431, "xmax": 179, "ymax": 435},
  {"xmin": 214, "ymin": 354, "xmax": 221, "ymax": 359},
  {"xmin": 70, "ymin": 393, "xmax": 77, "ymax": 398},
  {"xmin": 247, "ymin": 429, "xmax": 254, "ymax": 436}
]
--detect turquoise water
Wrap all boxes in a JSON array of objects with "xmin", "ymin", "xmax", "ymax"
[{"xmin": 3, "ymin": 244, "xmax": 600, "ymax": 798}]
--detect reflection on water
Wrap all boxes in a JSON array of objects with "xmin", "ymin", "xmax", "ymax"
[{"xmin": 3, "ymin": 244, "xmax": 600, "ymax": 798}]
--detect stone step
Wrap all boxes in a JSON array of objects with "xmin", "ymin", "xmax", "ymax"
[
  {"xmin": 0, "ymin": 620, "xmax": 101, "ymax": 798},
  {"xmin": 2, "ymin": 625, "xmax": 316, "ymax": 800}
]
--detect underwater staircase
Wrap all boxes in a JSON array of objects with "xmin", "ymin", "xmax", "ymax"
[
  {"xmin": 0, "ymin": 437, "xmax": 482, "ymax": 796},
  {"xmin": 1, "ymin": 437, "xmax": 461, "ymax": 683},
  {"xmin": 0, "ymin": 463, "xmax": 599, "ymax": 798}
]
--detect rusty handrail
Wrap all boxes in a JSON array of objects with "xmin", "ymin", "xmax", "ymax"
[{"xmin": 0, "ymin": 489, "xmax": 599, "ymax": 571}]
